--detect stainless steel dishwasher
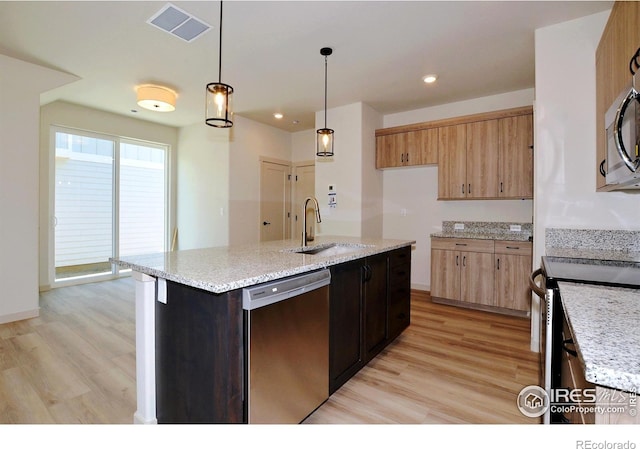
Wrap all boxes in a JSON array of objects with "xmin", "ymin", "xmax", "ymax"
[{"xmin": 242, "ymin": 269, "xmax": 330, "ymax": 424}]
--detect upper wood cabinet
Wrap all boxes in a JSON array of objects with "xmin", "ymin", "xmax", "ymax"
[
  {"xmin": 595, "ymin": 2, "xmax": 640, "ymax": 191},
  {"xmin": 498, "ymin": 114, "xmax": 533, "ymax": 198},
  {"xmin": 437, "ymin": 124, "xmax": 467, "ymax": 199},
  {"xmin": 437, "ymin": 111, "xmax": 533, "ymax": 200},
  {"xmin": 375, "ymin": 128, "xmax": 438, "ymax": 168},
  {"xmin": 377, "ymin": 106, "xmax": 533, "ymax": 200}
]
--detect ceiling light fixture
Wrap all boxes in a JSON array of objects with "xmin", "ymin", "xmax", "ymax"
[
  {"xmin": 423, "ymin": 74, "xmax": 438, "ymax": 84},
  {"xmin": 136, "ymin": 85, "xmax": 177, "ymax": 112},
  {"xmin": 317, "ymin": 47, "xmax": 334, "ymax": 157},
  {"xmin": 274, "ymin": 113, "xmax": 283, "ymax": 119},
  {"xmin": 205, "ymin": 1, "xmax": 233, "ymax": 128}
]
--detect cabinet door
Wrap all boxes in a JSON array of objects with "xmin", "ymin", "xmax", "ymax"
[
  {"xmin": 364, "ymin": 253, "xmax": 389, "ymax": 360},
  {"xmin": 376, "ymin": 134, "xmax": 403, "ymax": 169},
  {"xmin": 495, "ymin": 253, "xmax": 531, "ymax": 311},
  {"xmin": 156, "ymin": 282, "xmax": 244, "ymax": 423},
  {"xmin": 329, "ymin": 259, "xmax": 364, "ymax": 393},
  {"xmin": 430, "ymin": 249, "xmax": 460, "ymax": 300},
  {"xmin": 466, "ymin": 119, "xmax": 499, "ymax": 198},
  {"xmin": 460, "ymin": 251, "xmax": 494, "ymax": 306},
  {"xmin": 438, "ymin": 125, "xmax": 467, "ymax": 199},
  {"xmin": 498, "ymin": 114, "xmax": 533, "ymax": 198},
  {"xmin": 388, "ymin": 247, "xmax": 411, "ymax": 339},
  {"xmin": 406, "ymin": 128, "xmax": 438, "ymax": 166}
]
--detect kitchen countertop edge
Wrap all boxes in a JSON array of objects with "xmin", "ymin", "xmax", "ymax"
[
  {"xmin": 558, "ymin": 281, "xmax": 640, "ymax": 393},
  {"xmin": 112, "ymin": 237, "xmax": 415, "ymax": 294}
]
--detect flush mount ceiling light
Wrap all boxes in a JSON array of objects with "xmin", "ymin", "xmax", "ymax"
[
  {"xmin": 274, "ymin": 113, "xmax": 284, "ymax": 119},
  {"xmin": 205, "ymin": 1, "xmax": 233, "ymax": 128},
  {"xmin": 423, "ymin": 74, "xmax": 438, "ymax": 84},
  {"xmin": 317, "ymin": 47, "xmax": 334, "ymax": 157},
  {"xmin": 136, "ymin": 85, "xmax": 177, "ymax": 112}
]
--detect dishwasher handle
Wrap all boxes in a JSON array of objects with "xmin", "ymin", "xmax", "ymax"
[{"xmin": 242, "ymin": 269, "xmax": 331, "ymax": 310}]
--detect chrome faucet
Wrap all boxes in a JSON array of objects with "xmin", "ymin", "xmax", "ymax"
[{"xmin": 302, "ymin": 196, "xmax": 321, "ymax": 247}]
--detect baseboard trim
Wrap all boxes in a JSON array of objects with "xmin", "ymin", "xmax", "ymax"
[{"xmin": 0, "ymin": 308, "xmax": 40, "ymax": 324}]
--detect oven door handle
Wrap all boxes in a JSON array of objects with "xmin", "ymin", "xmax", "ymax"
[{"xmin": 529, "ymin": 268, "xmax": 545, "ymax": 298}]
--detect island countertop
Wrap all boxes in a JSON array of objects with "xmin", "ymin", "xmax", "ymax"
[
  {"xmin": 558, "ymin": 281, "xmax": 640, "ymax": 393},
  {"xmin": 111, "ymin": 236, "xmax": 415, "ymax": 294}
]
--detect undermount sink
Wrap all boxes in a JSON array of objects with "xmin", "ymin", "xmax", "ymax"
[{"xmin": 291, "ymin": 243, "xmax": 371, "ymax": 257}]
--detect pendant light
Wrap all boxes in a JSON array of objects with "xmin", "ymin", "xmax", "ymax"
[
  {"xmin": 205, "ymin": 1, "xmax": 233, "ymax": 128},
  {"xmin": 317, "ymin": 47, "xmax": 334, "ymax": 157}
]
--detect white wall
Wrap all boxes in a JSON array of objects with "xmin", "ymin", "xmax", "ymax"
[
  {"xmin": 0, "ymin": 55, "xmax": 77, "ymax": 323},
  {"xmin": 39, "ymin": 101, "xmax": 179, "ymax": 288},
  {"xmin": 291, "ymin": 129, "xmax": 315, "ymax": 162},
  {"xmin": 228, "ymin": 115, "xmax": 292, "ymax": 245},
  {"xmin": 315, "ymin": 102, "xmax": 385, "ymax": 238},
  {"xmin": 382, "ymin": 90, "xmax": 535, "ymax": 290},
  {"xmin": 176, "ymin": 123, "xmax": 229, "ymax": 250},
  {"xmin": 533, "ymin": 10, "xmax": 640, "ymax": 263}
]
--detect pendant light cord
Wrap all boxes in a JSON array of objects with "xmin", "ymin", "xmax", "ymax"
[
  {"xmin": 218, "ymin": 1, "xmax": 223, "ymax": 83},
  {"xmin": 324, "ymin": 54, "xmax": 328, "ymax": 128}
]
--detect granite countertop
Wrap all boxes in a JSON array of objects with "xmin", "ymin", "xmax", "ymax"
[
  {"xmin": 557, "ymin": 281, "xmax": 640, "ymax": 393},
  {"xmin": 430, "ymin": 231, "xmax": 533, "ymax": 242},
  {"xmin": 111, "ymin": 236, "xmax": 415, "ymax": 294}
]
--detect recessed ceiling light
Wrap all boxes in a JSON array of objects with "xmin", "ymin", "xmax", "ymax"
[
  {"xmin": 274, "ymin": 113, "xmax": 283, "ymax": 119},
  {"xmin": 423, "ymin": 74, "xmax": 438, "ymax": 84}
]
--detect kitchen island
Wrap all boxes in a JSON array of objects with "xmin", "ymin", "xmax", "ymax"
[{"xmin": 111, "ymin": 236, "xmax": 415, "ymax": 424}]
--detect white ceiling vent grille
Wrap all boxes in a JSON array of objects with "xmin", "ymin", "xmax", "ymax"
[{"xmin": 147, "ymin": 3, "xmax": 211, "ymax": 43}]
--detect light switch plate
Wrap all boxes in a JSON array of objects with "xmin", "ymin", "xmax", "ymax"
[
  {"xmin": 454, "ymin": 223, "xmax": 465, "ymax": 231},
  {"xmin": 510, "ymin": 225, "xmax": 522, "ymax": 232}
]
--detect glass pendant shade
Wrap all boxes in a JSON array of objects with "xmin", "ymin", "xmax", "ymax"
[
  {"xmin": 205, "ymin": 82, "xmax": 233, "ymax": 128},
  {"xmin": 316, "ymin": 127, "xmax": 334, "ymax": 157}
]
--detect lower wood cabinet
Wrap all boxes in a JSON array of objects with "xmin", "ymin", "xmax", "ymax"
[
  {"xmin": 155, "ymin": 281, "xmax": 244, "ymax": 423},
  {"xmin": 329, "ymin": 247, "xmax": 412, "ymax": 394},
  {"xmin": 431, "ymin": 237, "xmax": 532, "ymax": 315}
]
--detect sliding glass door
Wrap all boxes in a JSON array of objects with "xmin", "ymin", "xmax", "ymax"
[{"xmin": 53, "ymin": 127, "xmax": 168, "ymax": 282}]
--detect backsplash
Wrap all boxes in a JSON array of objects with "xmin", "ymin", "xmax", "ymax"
[
  {"xmin": 441, "ymin": 221, "xmax": 533, "ymax": 236},
  {"xmin": 545, "ymin": 228, "xmax": 640, "ymax": 252}
]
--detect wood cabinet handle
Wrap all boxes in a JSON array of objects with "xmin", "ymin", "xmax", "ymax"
[
  {"xmin": 506, "ymin": 246, "xmax": 520, "ymax": 250},
  {"xmin": 456, "ymin": 255, "xmax": 459, "ymax": 266},
  {"xmin": 500, "ymin": 182, "xmax": 503, "ymax": 193},
  {"xmin": 455, "ymin": 243, "xmax": 467, "ymax": 246},
  {"xmin": 496, "ymin": 258, "xmax": 500, "ymax": 270},
  {"xmin": 406, "ymin": 153, "xmax": 409, "ymax": 163},
  {"xmin": 401, "ymin": 154, "xmax": 404, "ymax": 163},
  {"xmin": 468, "ymin": 184, "xmax": 471, "ymax": 194},
  {"xmin": 462, "ymin": 184, "xmax": 465, "ymax": 194},
  {"xmin": 462, "ymin": 256, "xmax": 466, "ymax": 267}
]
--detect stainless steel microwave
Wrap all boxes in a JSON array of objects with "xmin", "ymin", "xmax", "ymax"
[{"xmin": 605, "ymin": 84, "xmax": 640, "ymax": 189}]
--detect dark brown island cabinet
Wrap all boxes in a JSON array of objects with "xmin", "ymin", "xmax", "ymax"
[{"xmin": 154, "ymin": 246, "xmax": 412, "ymax": 423}]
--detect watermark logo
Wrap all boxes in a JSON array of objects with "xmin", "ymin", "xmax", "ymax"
[
  {"xmin": 517, "ymin": 385, "xmax": 637, "ymax": 419},
  {"xmin": 517, "ymin": 385, "xmax": 549, "ymax": 418}
]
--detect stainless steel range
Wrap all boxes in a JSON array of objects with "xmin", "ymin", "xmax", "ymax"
[{"xmin": 530, "ymin": 256, "xmax": 640, "ymax": 424}]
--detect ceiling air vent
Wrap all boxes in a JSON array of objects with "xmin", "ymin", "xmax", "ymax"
[{"xmin": 147, "ymin": 3, "xmax": 211, "ymax": 43}]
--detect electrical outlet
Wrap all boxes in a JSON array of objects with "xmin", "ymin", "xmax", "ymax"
[
  {"xmin": 454, "ymin": 223, "xmax": 465, "ymax": 231},
  {"xmin": 510, "ymin": 225, "xmax": 522, "ymax": 232}
]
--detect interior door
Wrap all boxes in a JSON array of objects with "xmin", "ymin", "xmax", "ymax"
[
  {"xmin": 260, "ymin": 160, "xmax": 291, "ymax": 242},
  {"xmin": 292, "ymin": 162, "xmax": 315, "ymax": 243}
]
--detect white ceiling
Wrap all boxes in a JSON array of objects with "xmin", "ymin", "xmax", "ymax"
[{"xmin": 0, "ymin": 1, "xmax": 612, "ymax": 132}]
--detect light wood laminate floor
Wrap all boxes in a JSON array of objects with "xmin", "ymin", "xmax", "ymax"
[{"xmin": 0, "ymin": 280, "xmax": 539, "ymax": 424}]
